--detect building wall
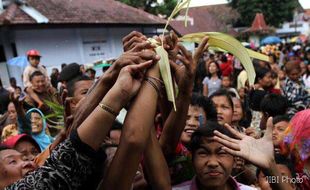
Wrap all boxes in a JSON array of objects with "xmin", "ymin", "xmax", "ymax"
[
  {"xmin": 276, "ymin": 11, "xmax": 310, "ymax": 37},
  {"xmin": 0, "ymin": 26, "xmax": 159, "ymax": 87},
  {"xmin": 276, "ymin": 21, "xmax": 310, "ymax": 36}
]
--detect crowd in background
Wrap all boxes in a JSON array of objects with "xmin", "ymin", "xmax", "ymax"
[{"xmin": 0, "ymin": 31, "xmax": 309, "ymax": 190}]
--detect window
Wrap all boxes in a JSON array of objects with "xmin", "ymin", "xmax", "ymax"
[
  {"xmin": 11, "ymin": 43, "xmax": 17, "ymax": 57},
  {"xmin": 0, "ymin": 45, "xmax": 6, "ymax": 62}
]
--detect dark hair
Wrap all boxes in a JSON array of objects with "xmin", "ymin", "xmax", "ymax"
[
  {"xmin": 191, "ymin": 93, "xmax": 217, "ymax": 121},
  {"xmin": 193, "ymin": 58, "xmax": 207, "ymax": 93},
  {"xmin": 249, "ymin": 89, "xmax": 267, "ymax": 111},
  {"xmin": 59, "ymin": 63, "xmax": 82, "ymax": 82},
  {"xmin": 207, "ymin": 61, "xmax": 222, "ymax": 79},
  {"xmin": 260, "ymin": 94, "xmax": 288, "ymax": 117},
  {"xmin": 16, "ymin": 86, "xmax": 22, "ymax": 91},
  {"xmin": 221, "ymin": 54, "xmax": 228, "ymax": 62},
  {"xmin": 189, "ymin": 121, "xmax": 234, "ymax": 156},
  {"xmin": 0, "ymin": 145, "xmax": 10, "ymax": 152},
  {"xmin": 9, "ymin": 77, "xmax": 16, "ymax": 83},
  {"xmin": 256, "ymin": 155, "xmax": 296, "ymax": 178},
  {"xmin": 67, "ymin": 75, "xmax": 92, "ymax": 97},
  {"xmin": 285, "ymin": 61, "xmax": 301, "ymax": 73},
  {"xmin": 61, "ymin": 63, "xmax": 67, "ymax": 69},
  {"xmin": 86, "ymin": 68, "xmax": 96, "ymax": 75},
  {"xmin": 29, "ymin": 71, "xmax": 44, "ymax": 82},
  {"xmin": 0, "ymin": 78, "xmax": 3, "ymax": 87},
  {"xmin": 273, "ymin": 115, "xmax": 290, "ymax": 125},
  {"xmin": 270, "ymin": 71, "xmax": 278, "ymax": 79},
  {"xmin": 254, "ymin": 67, "xmax": 271, "ymax": 84},
  {"xmin": 209, "ymin": 89, "xmax": 234, "ymax": 112}
]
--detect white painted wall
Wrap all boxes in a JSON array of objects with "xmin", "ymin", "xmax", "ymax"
[
  {"xmin": 276, "ymin": 21, "xmax": 310, "ymax": 36},
  {"xmin": 276, "ymin": 11, "xmax": 310, "ymax": 36},
  {"xmin": 0, "ymin": 26, "xmax": 159, "ymax": 87}
]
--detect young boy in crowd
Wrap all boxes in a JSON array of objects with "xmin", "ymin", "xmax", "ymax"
[
  {"xmin": 260, "ymin": 93, "xmax": 288, "ymax": 130},
  {"xmin": 283, "ymin": 61, "xmax": 310, "ymax": 117},
  {"xmin": 173, "ymin": 121, "xmax": 255, "ymax": 190},
  {"xmin": 272, "ymin": 115, "xmax": 290, "ymax": 154},
  {"xmin": 169, "ymin": 94, "xmax": 217, "ymax": 185},
  {"xmin": 23, "ymin": 50, "xmax": 53, "ymax": 109},
  {"xmin": 256, "ymin": 155, "xmax": 295, "ymax": 190}
]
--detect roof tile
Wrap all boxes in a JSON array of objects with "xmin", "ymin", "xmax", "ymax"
[{"xmin": 0, "ymin": 0, "xmax": 165, "ymax": 25}]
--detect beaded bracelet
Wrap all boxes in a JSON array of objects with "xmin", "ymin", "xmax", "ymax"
[{"xmin": 145, "ymin": 77, "xmax": 161, "ymax": 96}]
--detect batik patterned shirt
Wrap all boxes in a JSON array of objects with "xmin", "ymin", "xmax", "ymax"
[{"xmin": 5, "ymin": 130, "xmax": 100, "ymax": 190}]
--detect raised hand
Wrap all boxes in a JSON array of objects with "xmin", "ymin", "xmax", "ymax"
[
  {"xmin": 113, "ymin": 60, "xmax": 156, "ymax": 101},
  {"xmin": 105, "ymin": 50, "xmax": 160, "ymax": 85},
  {"xmin": 193, "ymin": 36, "xmax": 209, "ymax": 66},
  {"xmin": 169, "ymin": 36, "xmax": 209, "ymax": 95},
  {"xmin": 122, "ymin": 31, "xmax": 154, "ymax": 52},
  {"xmin": 170, "ymin": 44, "xmax": 194, "ymax": 95},
  {"xmin": 9, "ymin": 92, "xmax": 24, "ymax": 111},
  {"xmin": 213, "ymin": 117, "xmax": 275, "ymax": 169}
]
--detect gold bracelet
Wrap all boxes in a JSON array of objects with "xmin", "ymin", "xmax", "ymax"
[{"xmin": 99, "ymin": 103, "xmax": 118, "ymax": 117}]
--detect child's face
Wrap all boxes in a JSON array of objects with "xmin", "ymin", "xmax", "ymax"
[
  {"xmin": 238, "ymin": 88, "xmax": 245, "ymax": 99},
  {"xmin": 181, "ymin": 105, "xmax": 206, "ymax": 144},
  {"xmin": 260, "ymin": 72, "xmax": 272, "ymax": 88},
  {"xmin": 272, "ymin": 121, "xmax": 289, "ymax": 147},
  {"xmin": 212, "ymin": 95, "xmax": 233, "ymax": 125},
  {"xmin": 257, "ymin": 164, "xmax": 293, "ymax": 190},
  {"xmin": 28, "ymin": 56, "xmax": 40, "ymax": 67},
  {"xmin": 271, "ymin": 77, "xmax": 277, "ymax": 87},
  {"xmin": 287, "ymin": 69, "xmax": 301, "ymax": 82},
  {"xmin": 222, "ymin": 77, "xmax": 231, "ymax": 88}
]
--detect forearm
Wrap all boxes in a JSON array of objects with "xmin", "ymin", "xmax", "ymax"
[
  {"xmin": 203, "ymin": 85, "xmax": 208, "ymax": 97},
  {"xmin": 71, "ymin": 74, "xmax": 114, "ymax": 131},
  {"xmin": 102, "ymin": 68, "xmax": 159, "ymax": 190},
  {"xmin": 77, "ymin": 86, "xmax": 126, "ymax": 151},
  {"xmin": 144, "ymin": 128, "xmax": 171, "ymax": 190},
  {"xmin": 159, "ymin": 92, "xmax": 191, "ymax": 156}
]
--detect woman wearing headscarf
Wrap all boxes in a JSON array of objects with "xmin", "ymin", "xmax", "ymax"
[{"xmin": 22, "ymin": 108, "xmax": 53, "ymax": 151}]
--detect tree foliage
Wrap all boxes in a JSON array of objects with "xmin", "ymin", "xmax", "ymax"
[
  {"xmin": 118, "ymin": 0, "xmax": 178, "ymax": 18},
  {"xmin": 228, "ymin": 0, "xmax": 299, "ymax": 27}
]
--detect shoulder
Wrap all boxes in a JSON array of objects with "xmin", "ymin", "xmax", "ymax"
[
  {"xmin": 23, "ymin": 66, "xmax": 31, "ymax": 73},
  {"xmin": 203, "ymin": 77, "xmax": 210, "ymax": 83}
]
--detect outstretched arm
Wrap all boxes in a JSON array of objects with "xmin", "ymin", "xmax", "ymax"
[
  {"xmin": 144, "ymin": 127, "xmax": 171, "ymax": 190},
  {"xmin": 101, "ymin": 63, "xmax": 161, "ymax": 190},
  {"xmin": 159, "ymin": 37, "xmax": 209, "ymax": 157},
  {"xmin": 213, "ymin": 118, "xmax": 294, "ymax": 190},
  {"xmin": 70, "ymin": 48, "xmax": 158, "ymax": 134},
  {"xmin": 10, "ymin": 93, "xmax": 32, "ymax": 135},
  {"xmin": 77, "ymin": 60, "xmax": 155, "ymax": 151}
]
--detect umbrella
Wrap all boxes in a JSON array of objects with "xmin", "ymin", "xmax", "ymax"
[
  {"xmin": 7, "ymin": 56, "xmax": 28, "ymax": 68},
  {"xmin": 261, "ymin": 36, "xmax": 282, "ymax": 45}
]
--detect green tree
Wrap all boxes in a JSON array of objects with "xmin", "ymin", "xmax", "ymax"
[
  {"xmin": 118, "ymin": 0, "xmax": 178, "ymax": 18},
  {"xmin": 229, "ymin": 0, "xmax": 298, "ymax": 27}
]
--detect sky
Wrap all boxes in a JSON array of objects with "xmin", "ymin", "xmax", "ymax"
[
  {"xmin": 299, "ymin": 0, "xmax": 310, "ymax": 9},
  {"xmin": 159, "ymin": 0, "xmax": 310, "ymax": 9}
]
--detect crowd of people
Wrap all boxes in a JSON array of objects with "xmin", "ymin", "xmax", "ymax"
[{"xmin": 0, "ymin": 30, "xmax": 309, "ymax": 190}]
